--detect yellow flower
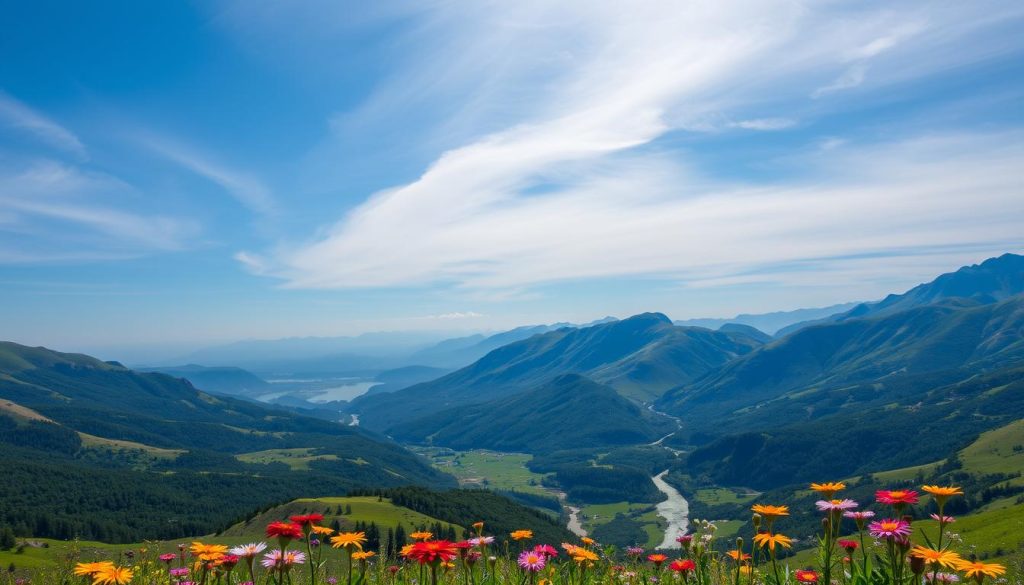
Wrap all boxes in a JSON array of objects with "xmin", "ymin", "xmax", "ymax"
[
  {"xmin": 739, "ymin": 566, "xmax": 754, "ymax": 577},
  {"xmin": 810, "ymin": 482, "xmax": 846, "ymax": 497},
  {"xmin": 74, "ymin": 562, "xmax": 114, "ymax": 577},
  {"xmin": 311, "ymin": 525, "xmax": 335, "ymax": 535},
  {"xmin": 352, "ymin": 551, "xmax": 376, "ymax": 561},
  {"xmin": 189, "ymin": 542, "xmax": 227, "ymax": 561},
  {"xmin": 580, "ymin": 537, "xmax": 595, "ymax": 546},
  {"xmin": 410, "ymin": 531, "xmax": 433, "ymax": 541},
  {"xmin": 922, "ymin": 485, "xmax": 964, "ymax": 505},
  {"xmin": 330, "ymin": 531, "xmax": 367, "ymax": 550},
  {"xmin": 91, "ymin": 565, "xmax": 134, "ymax": 585},
  {"xmin": 956, "ymin": 560, "xmax": 1005, "ymax": 581},
  {"xmin": 472, "ymin": 522, "xmax": 484, "ymax": 531},
  {"xmin": 510, "ymin": 529, "xmax": 533, "ymax": 541},
  {"xmin": 571, "ymin": 548, "xmax": 599, "ymax": 562},
  {"xmin": 750, "ymin": 504, "xmax": 789, "ymax": 519},
  {"xmin": 753, "ymin": 532, "xmax": 793, "ymax": 552},
  {"xmin": 910, "ymin": 546, "xmax": 963, "ymax": 570},
  {"xmin": 400, "ymin": 543, "xmax": 415, "ymax": 557}
]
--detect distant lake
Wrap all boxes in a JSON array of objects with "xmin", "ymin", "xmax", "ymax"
[{"xmin": 308, "ymin": 381, "xmax": 379, "ymax": 403}]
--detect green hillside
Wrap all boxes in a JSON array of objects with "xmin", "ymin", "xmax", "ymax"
[{"xmin": 393, "ymin": 374, "xmax": 677, "ymax": 452}]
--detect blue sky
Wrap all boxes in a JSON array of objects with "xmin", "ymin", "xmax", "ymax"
[{"xmin": 2, "ymin": 0, "xmax": 1023, "ymax": 360}]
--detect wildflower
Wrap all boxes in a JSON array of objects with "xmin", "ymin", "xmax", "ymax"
[
  {"xmin": 220, "ymin": 555, "xmax": 240, "ymax": 569},
  {"xmin": 726, "ymin": 550, "xmax": 751, "ymax": 562},
  {"xmin": 955, "ymin": 560, "xmax": 1005, "ymax": 582},
  {"xmin": 837, "ymin": 539, "xmax": 858, "ymax": 553},
  {"xmin": 190, "ymin": 542, "xmax": 228, "ymax": 562},
  {"xmin": 517, "ymin": 550, "xmax": 546, "ymax": 572},
  {"xmin": 410, "ymin": 531, "xmax": 434, "ymax": 541},
  {"xmin": 843, "ymin": 510, "xmax": 875, "ymax": 528},
  {"xmin": 815, "ymin": 499, "xmax": 858, "ymax": 512},
  {"xmin": 926, "ymin": 573, "xmax": 960, "ymax": 583},
  {"xmin": 290, "ymin": 513, "xmax": 324, "ymax": 527},
  {"xmin": 794, "ymin": 570, "xmax": 818, "ymax": 583},
  {"xmin": 930, "ymin": 513, "xmax": 956, "ymax": 524},
  {"xmin": 169, "ymin": 567, "xmax": 189, "ymax": 578},
  {"xmin": 922, "ymin": 486, "xmax": 963, "ymax": 506},
  {"xmin": 581, "ymin": 537, "xmax": 596, "ymax": 546},
  {"xmin": 229, "ymin": 542, "xmax": 267, "ymax": 558},
  {"xmin": 875, "ymin": 490, "xmax": 919, "ymax": 506},
  {"xmin": 510, "ymin": 530, "xmax": 533, "ymax": 541},
  {"xmin": 73, "ymin": 562, "xmax": 114, "ymax": 578},
  {"xmin": 404, "ymin": 541, "xmax": 459, "ymax": 564},
  {"xmin": 468, "ymin": 536, "xmax": 494, "ymax": 547},
  {"xmin": 810, "ymin": 482, "xmax": 846, "ymax": 497},
  {"xmin": 562, "ymin": 544, "xmax": 598, "ymax": 562},
  {"xmin": 868, "ymin": 518, "xmax": 912, "ymax": 539},
  {"xmin": 312, "ymin": 525, "xmax": 335, "ymax": 536},
  {"xmin": 92, "ymin": 566, "xmax": 134, "ymax": 585},
  {"xmin": 330, "ymin": 532, "xmax": 367, "ymax": 550},
  {"xmin": 752, "ymin": 532, "xmax": 793, "ymax": 552},
  {"xmin": 675, "ymin": 534, "xmax": 693, "ymax": 545},
  {"xmin": 648, "ymin": 554, "xmax": 668, "ymax": 567},
  {"xmin": 352, "ymin": 551, "xmax": 375, "ymax": 561},
  {"xmin": 670, "ymin": 560, "xmax": 696, "ymax": 573},
  {"xmin": 261, "ymin": 549, "xmax": 306, "ymax": 569},
  {"xmin": 472, "ymin": 522, "xmax": 484, "ymax": 531},
  {"xmin": 750, "ymin": 504, "xmax": 789, "ymax": 519},
  {"xmin": 626, "ymin": 546, "xmax": 644, "ymax": 557},
  {"xmin": 159, "ymin": 553, "xmax": 177, "ymax": 563},
  {"xmin": 533, "ymin": 544, "xmax": 558, "ymax": 558},
  {"xmin": 265, "ymin": 521, "xmax": 303, "ymax": 544},
  {"xmin": 910, "ymin": 546, "xmax": 963, "ymax": 570}
]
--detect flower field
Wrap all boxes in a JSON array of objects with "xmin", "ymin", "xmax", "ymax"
[{"xmin": 22, "ymin": 483, "xmax": 1016, "ymax": 585}]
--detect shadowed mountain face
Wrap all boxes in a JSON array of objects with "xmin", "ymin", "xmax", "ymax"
[
  {"xmin": 776, "ymin": 253, "xmax": 1024, "ymax": 336},
  {"xmin": 350, "ymin": 313, "xmax": 765, "ymax": 432},
  {"xmin": 391, "ymin": 374, "xmax": 678, "ymax": 452},
  {"xmin": 658, "ymin": 295, "xmax": 1024, "ymax": 434}
]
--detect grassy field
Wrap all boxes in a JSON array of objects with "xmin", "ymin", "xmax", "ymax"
[
  {"xmin": 0, "ymin": 496, "xmax": 459, "ymax": 572},
  {"xmin": 236, "ymin": 447, "xmax": 340, "ymax": 470},
  {"xmin": 417, "ymin": 448, "xmax": 550, "ymax": 495}
]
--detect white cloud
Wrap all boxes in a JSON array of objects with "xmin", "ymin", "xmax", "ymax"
[
  {"xmin": 420, "ymin": 311, "xmax": 485, "ymax": 320},
  {"xmin": 729, "ymin": 118, "xmax": 797, "ymax": 131},
  {"xmin": 141, "ymin": 137, "xmax": 277, "ymax": 216},
  {"xmin": 236, "ymin": 0, "xmax": 1024, "ymax": 293},
  {"xmin": 0, "ymin": 92, "xmax": 87, "ymax": 159}
]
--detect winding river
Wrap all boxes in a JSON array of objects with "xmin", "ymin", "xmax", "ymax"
[{"xmin": 651, "ymin": 470, "xmax": 689, "ymax": 549}]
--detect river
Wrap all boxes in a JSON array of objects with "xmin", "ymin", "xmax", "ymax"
[{"xmin": 651, "ymin": 469, "xmax": 689, "ymax": 549}]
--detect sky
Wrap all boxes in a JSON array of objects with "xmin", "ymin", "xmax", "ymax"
[{"xmin": 1, "ymin": 0, "xmax": 1023, "ymax": 360}]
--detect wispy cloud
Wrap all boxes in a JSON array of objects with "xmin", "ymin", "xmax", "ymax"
[
  {"xmin": 421, "ymin": 311, "xmax": 485, "ymax": 320},
  {"xmin": 729, "ymin": 118, "xmax": 797, "ymax": 131},
  {"xmin": 141, "ymin": 136, "xmax": 277, "ymax": 216},
  {"xmin": 0, "ymin": 91, "xmax": 88, "ymax": 159}
]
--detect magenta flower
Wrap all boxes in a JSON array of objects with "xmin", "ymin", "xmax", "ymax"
[
  {"xmin": 533, "ymin": 544, "xmax": 558, "ymax": 558},
  {"xmin": 868, "ymin": 518, "xmax": 912, "ymax": 539},
  {"xmin": 517, "ymin": 550, "xmax": 546, "ymax": 573},
  {"xmin": 159, "ymin": 553, "xmax": 177, "ymax": 563},
  {"xmin": 843, "ymin": 510, "xmax": 875, "ymax": 520},
  {"xmin": 930, "ymin": 513, "xmax": 955, "ymax": 524},
  {"xmin": 169, "ymin": 567, "xmax": 189, "ymax": 577},
  {"xmin": 815, "ymin": 499, "xmax": 858, "ymax": 512}
]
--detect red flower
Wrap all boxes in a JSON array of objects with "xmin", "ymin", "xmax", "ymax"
[
  {"xmin": 533, "ymin": 544, "xmax": 558, "ymax": 558},
  {"xmin": 289, "ymin": 514, "xmax": 324, "ymax": 526},
  {"xmin": 875, "ymin": 490, "xmax": 919, "ymax": 506},
  {"xmin": 670, "ymin": 560, "xmax": 696, "ymax": 573},
  {"xmin": 266, "ymin": 521, "xmax": 304, "ymax": 541},
  {"xmin": 648, "ymin": 554, "xmax": 668, "ymax": 566},
  {"xmin": 795, "ymin": 570, "xmax": 819, "ymax": 583},
  {"xmin": 838, "ymin": 539, "xmax": 859, "ymax": 552},
  {"xmin": 220, "ymin": 555, "xmax": 240, "ymax": 568},
  {"xmin": 404, "ymin": 541, "xmax": 459, "ymax": 565}
]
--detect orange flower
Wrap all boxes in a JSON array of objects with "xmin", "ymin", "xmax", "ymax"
[
  {"xmin": 510, "ymin": 530, "xmax": 533, "ymax": 541},
  {"xmin": 92, "ymin": 565, "xmax": 134, "ymax": 585},
  {"xmin": 352, "ymin": 551, "xmax": 376, "ymax": 561},
  {"xmin": 311, "ymin": 525, "xmax": 335, "ymax": 536},
  {"xmin": 330, "ymin": 531, "xmax": 367, "ymax": 550},
  {"xmin": 956, "ymin": 560, "xmax": 1005, "ymax": 581},
  {"xmin": 726, "ymin": 549, "xmax": 751, "ymax": 562},
  {"xmin": 753, "ymin": 532, "xmax": 793, "ymax": 551},
  {"xmin": 910, "ymin": 546, "xmax": 963, "ymax": 570},
  {"xmin": 410, "ymin": 531, "xmax": 434, "ymax": 541},
  {"xmin": 74, "ymin": 562, "xmax": 114, "ymax": 577},
  {"xmin": 190, "ymin": 542, "xmax": 228, "ymax": 562},
  {"xmin": 922, "ymin": 485, "xmax": 963, "ymax": 506},
  {"xmin": 648, "ymin": 554, "xmax": 668, "ymax": 566},
  {"xmin": 810, "ymin": 482, "xmax": 846, "ymax": 498},
  {"xmin": 750, "ymin": 504, "xmax": 789, "ymax": 519}
]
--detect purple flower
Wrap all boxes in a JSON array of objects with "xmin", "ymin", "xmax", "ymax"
[
  {"xmin": 170, "ymin": 567, "xmax": 190, "ymax": 577},
  {"xmin": 868, "ymin": 518, "xmax": 912, "ymax": 540},
  {"xmin": 517, "ymin": 550, "xmax": 546, "ymax": 573}
]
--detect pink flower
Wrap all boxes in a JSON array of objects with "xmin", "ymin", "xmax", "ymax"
[
  {"xmin": 843, "ymin": 510, "xmax": 875, "ymax": 520},
  {"xmin": 517, "ymin": 550, "xmax": 546, "ymax": 573},
  {"xmin": 815, "ymin": 499, "xmax": 858, "ymax": 512},
  {"xmin": 875, "ymin": 490, "xmax": 919, "ymax": 506},
  {"xmin": 675, "ymin": 534, "xmax": 693, "ymax": 545},
  {"xmin": 159, "ymin": 553, "xmax": 177, "ymax": 563},
  {"xmin": 468, "ymin": 536, "xmax": 494, "ymax": 547},
  {"xmin": 169, "ymin": 568, "xmax": 189, "ymax": 577},
  {"xmin": 868, "ymin": 518, "xmax": 912, "ymax": 539},
  {"xmin": 930, "ymin": 513, "xmax": 955, "ymax": 524},
  {"xmin": 261, "ymin": 549, "xmax": 306, "ymax": 570}
]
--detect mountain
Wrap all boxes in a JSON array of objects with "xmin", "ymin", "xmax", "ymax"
[
  {"xmin": 658, "ymin": 295, "xmax": 1024, "ymax": 434},
  {"xmin": 0, "ymin": 341, "xmax": 454, "ymax": 542},
  {"xmin": 392, "ymin": 374, "xmax": 678, "ymax": 452},
  {"xmin": 364, "ymin": 365, "xmax": 453, "ymax": 395},
  {"xmin": 717, "ymin": 323, "xmax": 773, "ymax": 344},
  {"xmin": 137, "ymin": 364, "xmax": 270, "ymax": 397},
  {"xmin": 406, "ymin": 324, "xmax": 569, "ymax": 369},
  {"xmin": 776, "ymin": 253, "xmax": 1024, "ymax": 336},
  {"xmin": 674, "ymin": 302, "xmax": 860, "ymax": 336},
  {"xmin": 352, "ymin": 313, "xmax": 764, "ymax": 432}
]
